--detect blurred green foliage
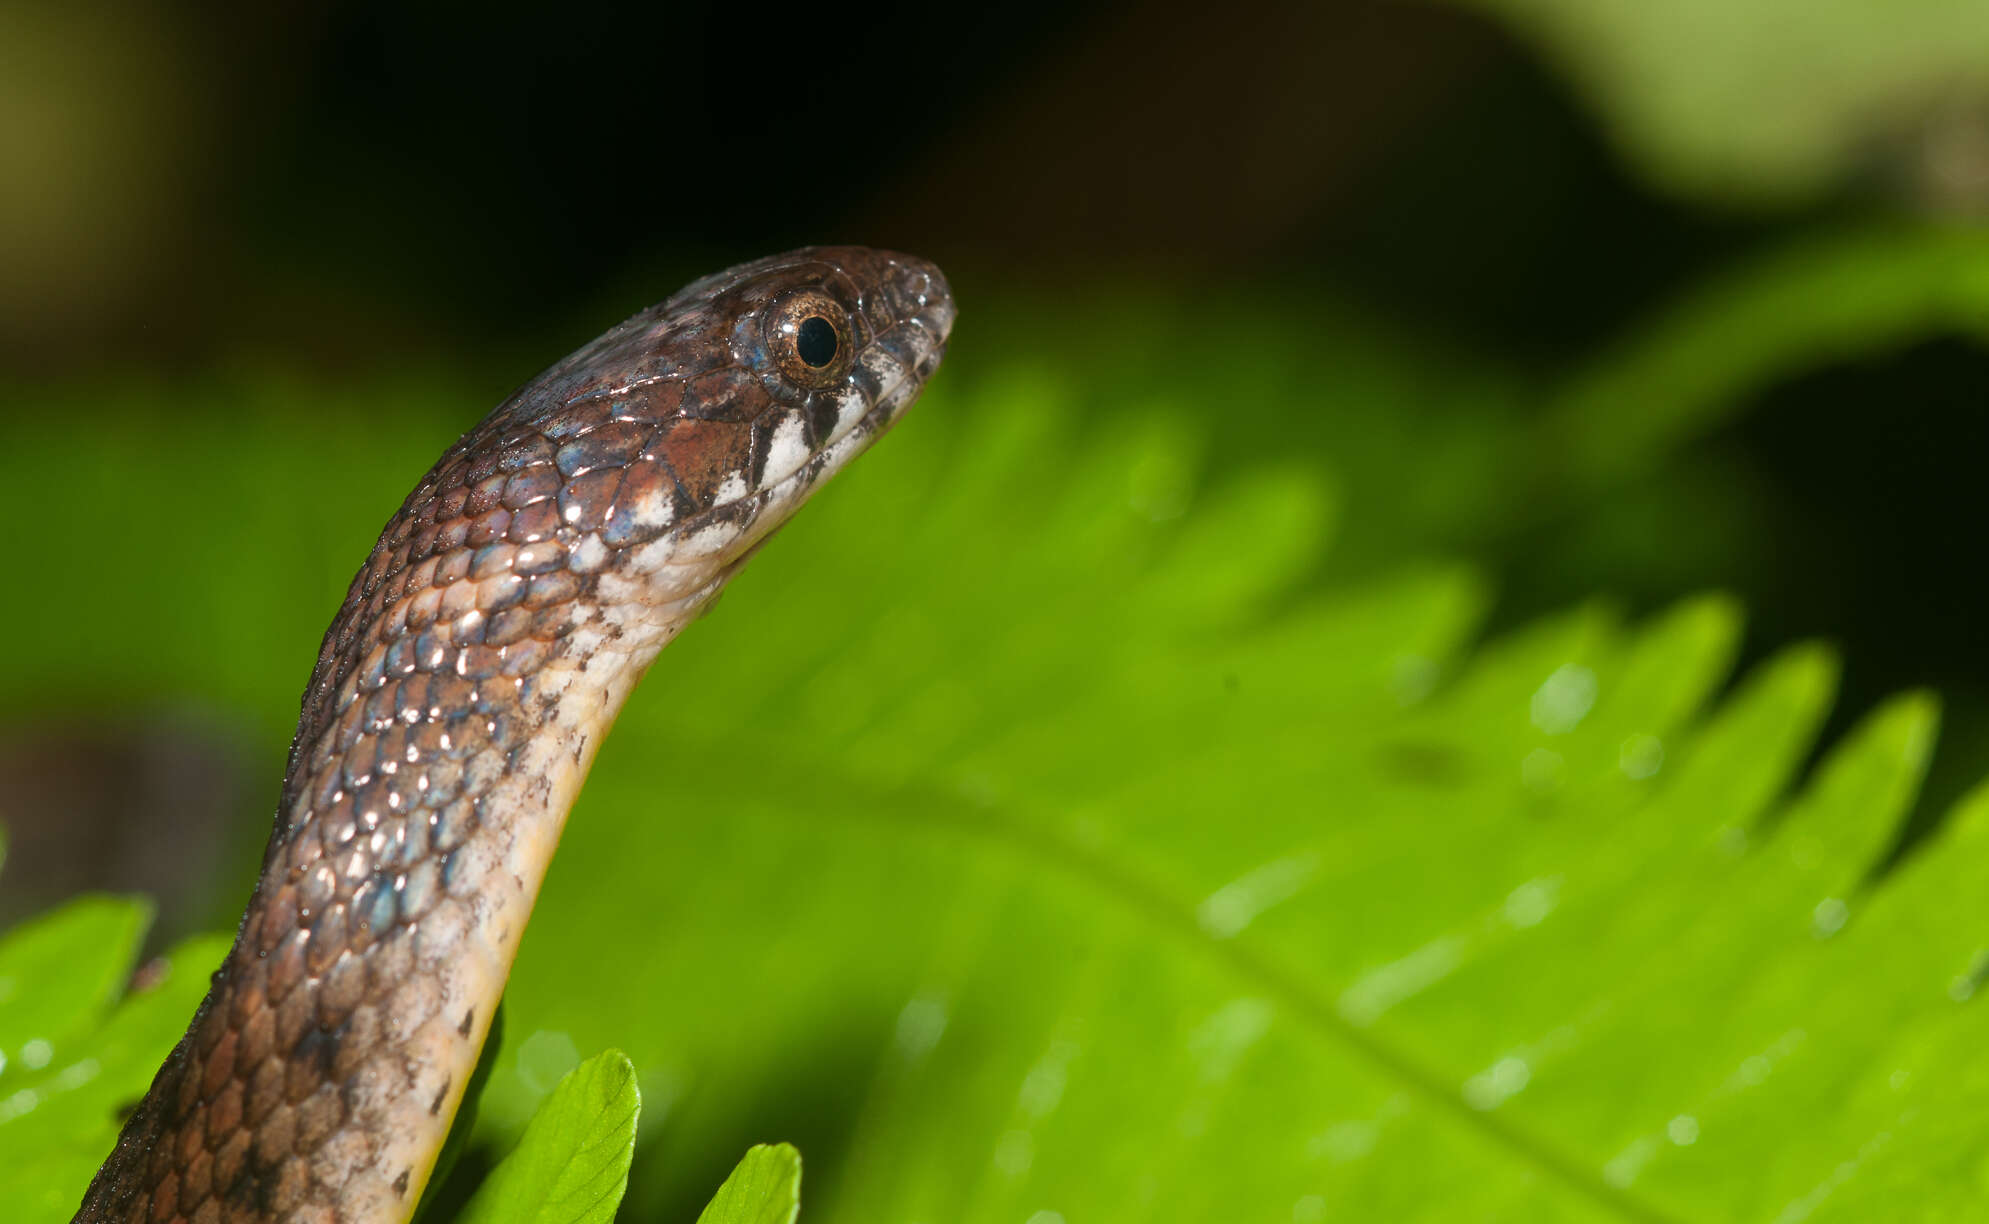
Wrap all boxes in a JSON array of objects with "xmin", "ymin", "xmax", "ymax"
[
  {"xmin": 0, "ymin": 893, "xmax": 225, "ymax": 1219},
  {"xmin": 5, "ymin": 212, "xmax": 1989, "ymax": 1216},
  {"xmin": 1452, "ymin": 0, "xmax": 1989, "ymax": 204}
]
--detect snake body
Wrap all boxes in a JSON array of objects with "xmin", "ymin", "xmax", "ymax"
[{"xmin": 75, "ymin": 247, "xmax": 955, "ymax": 1224}]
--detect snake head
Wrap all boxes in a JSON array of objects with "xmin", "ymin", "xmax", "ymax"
[{"xmin": 400, "ymin": 246, "xmax": 955, "ymax": 633}]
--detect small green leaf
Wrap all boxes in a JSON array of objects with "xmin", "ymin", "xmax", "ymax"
[
  {"xmin": 457, "ymin": 1049, "xmax": 638, "ymax": 1224},
  {"xmin": 695, "ymin": 1145, "xmax": 802, "ymax": 1224},
  {"xmin": 0, "ymin": 934, "xmax": 226, "ymax": 1224},
  {"xmin": 0, "ymin": 896, "xmax": 151, "ymax": 1087}
]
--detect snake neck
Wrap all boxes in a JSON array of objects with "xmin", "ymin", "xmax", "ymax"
[{"xmin": 78, "ymin": 558, "xmax": 701, "ymax": 1224}]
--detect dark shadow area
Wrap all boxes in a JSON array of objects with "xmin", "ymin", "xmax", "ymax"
[
  {"xmin": 1295, "ymin": 45, "xmax": 1782, "ymax": 365},
  {"xmin": 1489, "ymin": 336, "xmax": 1989, "ymax": 854},
  {"xmin": 1734, "ymin": 337, "xmax": 1989, "ymax": 844},
  {"xmin": 624, "ymin": 1012, "xmax": 903, "ymax": 1223}
]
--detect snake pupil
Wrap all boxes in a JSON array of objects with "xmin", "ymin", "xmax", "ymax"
[{"xmin": 796, "ymin": 315, "xmax": 838, "ymax": 368}]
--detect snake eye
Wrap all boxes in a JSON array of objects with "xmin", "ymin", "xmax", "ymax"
[
  {"xmin": 767, "ymin": 289, "xmax": 854, "ymax": 389},
  {"xmin": 796, "ymin": 315, "xmax": 838, "ymax": 367}
]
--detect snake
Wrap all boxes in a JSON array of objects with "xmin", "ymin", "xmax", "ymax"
[{"xmin": 73, "ymin": 246, "xmax": 955, "ymax": 1224}]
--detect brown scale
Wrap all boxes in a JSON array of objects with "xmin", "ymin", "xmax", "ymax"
[{"xmin": 75, "ymin": 247, "xmax": 953, "ymax": 1224}]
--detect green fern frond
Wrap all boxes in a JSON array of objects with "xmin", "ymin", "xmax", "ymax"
[{"xmin": 454, "ymin": 383, "xmax": 1988, "ymax": 1222}]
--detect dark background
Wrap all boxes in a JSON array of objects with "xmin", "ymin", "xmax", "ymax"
[{"xmin": 3, "ymin": 0, "xmax": 1986, "ymax": 930}]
